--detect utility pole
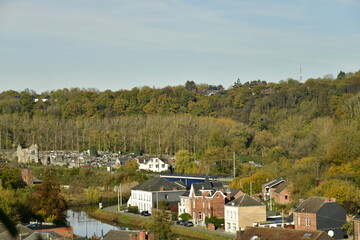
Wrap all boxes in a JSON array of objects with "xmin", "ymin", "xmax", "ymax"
[
  {"xmin": 270, "ymin": 190, "xmax": 273, "ymax": 211},
  {"xmin": 117, "ymin": 185, "xmax": 120, "ymax": 212},
  {"xmin": 120, "ymin": 183, "xmax": 123, "ymax": 207},
  {"xmin": 233, "ymin": 152, "xmax": 236, "ymax": 178},
  {"xmin": 250, "ymin": 181, "xmax": 253, "ymax": 196}
]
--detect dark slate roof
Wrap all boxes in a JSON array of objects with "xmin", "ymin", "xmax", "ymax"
[
  {"xmin": 263, "ymin": 178, "xmax": 285, "ymax": 188},
  {"xmin": 274, "ymin": 182, "xmax": 290, "ymax": 194},
  {"xmin": 103, "ymin": 229, "xmax": 140, "ymax": 240},
  {"xmin": 226, "ymin": 194, "xmax": 264, "ymax": 207},
  {"xmin": 294, "ymin": 196, "xmax": 329, "ymax": 213},
  {"xmin": 0, "ymin": 224, "xmax": 34, "ymax": 240},
  {"xmin": 132, "ymin": 177, "xmax": 186, "ymax": 191},
  {"xmin": 191, "ymin": 180, "xmax": 224, "ymax": 196},
  {"xmin": 25, "ymin": 231, "xmax": 61, "ymax": 240},
  {"xmin": 354, "ymin": 214, "xmax": 360, "ymax": 220},
  {"xmin": 238, "ymin": 227, "xmax": 334, "ymax": 240}
]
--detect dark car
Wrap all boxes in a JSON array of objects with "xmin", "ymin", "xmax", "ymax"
[
  {"xmin": 176, "ymin": 220, "xmax": 185, "ymax": 225},
  {"xmin": 140, "ymin": 211, "xmax": 151, "ymax": 216},
  {"xmin": 184, "ymin": 221, "xmax": 194, "ymax": 227}
]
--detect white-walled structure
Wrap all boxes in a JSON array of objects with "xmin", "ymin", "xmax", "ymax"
[
  {"xmin": 127, "ymin": 177, "xmax": 186, "ymax": 213},
  {"xmin": 138, "ymin": 157, "xmax": 169, "ymax": 172}
]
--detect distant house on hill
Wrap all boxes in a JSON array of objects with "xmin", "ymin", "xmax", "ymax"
[
  {"xmin": 261, "ymin": 178, "xmax": 285, "ymax": 201},
  {"xmin": 137, "ymin": 157, "xmax": 169, "ymax": 172},
  {"xmin": 17, "ymin": 144, "xmax": 39, "ymax": 164},
  {"xmin": 273, "ymin": 182, "xmax": 292, "ymax": 204},
  {"xmin": 294, "ymin": 196, "xmax": 346, "ymax": 240}
]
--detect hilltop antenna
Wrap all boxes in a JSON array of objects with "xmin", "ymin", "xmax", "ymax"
[{"xmin": 300, "ymin": 65, "xmax": 303, "ymax": 82}]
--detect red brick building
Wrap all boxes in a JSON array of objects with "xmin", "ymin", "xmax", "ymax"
[
  {"xmin": 261, "ymin": 178, "xmax": 285, "ymax": 201},
  {"xmin": 178, "ymin": 177, "xmax": 242, "ymax": 226},
  {"xmin": 273, "ymin": 182, "xmax": 292, "ymax": 204},
  {"xmin": 294, "ymin": 197, "xmax": 346, "ymax": 240}
]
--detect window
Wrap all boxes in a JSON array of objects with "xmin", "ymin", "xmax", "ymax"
[
  {"xmin": 149, "ymin": 165, "xmax": 152, "ymax": 168},
  {"xmin": 165, "ymin": 194, "xmax": 168, "ymax": 200},
  {"xmin": 232, "ymin": 223, "xmax": 236, "ymax": 231},
  {"xmin": 199, "ymin": 212, "xmax": 202, "ymax": 220},
  {"xmin": 162, "ymin": 164, "xmax": 165, "ymax": 168},
  {"xmin": 298, "ymin": 216, "xmax": 301, "ymax": 226},
  {"xmin": 285, "ymin": 195, "xmax": 288, "ymax": 200},
  {"xmin": 227, "ymin": 223, "xmax": 230, "ymax": 230},
  {"xmin": 306, "ymin": 217, "xmax": 311, "ymax": 227}
]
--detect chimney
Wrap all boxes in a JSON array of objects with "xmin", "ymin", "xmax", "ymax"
[
  {"xmin": 138, "ymin": 231, "xmax": 146, "ymax": 240},
  {"xmin": 173, "ymin": 187, "xmax": 178, "ymax": 190},
  {"xmin": 328, "ymin": 198, "xmax": 336, "ymax": 202},
  {"xmin": 159, "ymin": 186, "xmax": 165, "ymax": 191}
]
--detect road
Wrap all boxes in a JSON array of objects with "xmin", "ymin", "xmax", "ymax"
[{"xmin": 102, "ymin": 205, "xmax": 236, "ymax": 239}]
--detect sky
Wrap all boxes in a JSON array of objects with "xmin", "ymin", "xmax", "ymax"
[{"xmin": 0, "ymin": 0, "xmax": 359, "ymax": 93}]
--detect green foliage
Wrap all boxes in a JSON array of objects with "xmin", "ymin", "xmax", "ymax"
[
  {"xmin": 86, "ymin": 187, "xmax": 100, "ymax": 204},
  {"xmin": 148, "ymin": 210, "xmax": 175, "ymax": 240},
  {"xmin": 175, "ymin": 150, "xmax": 197, "ymax": 174},
  {"xmin": 0, "ymin": 165, "xmax": 26, "ymax": 189},
  {"xmin": 127, "ymin": 206, "xmax": 139, "ymax": 214},
  {"xmin": 179, "ymin": 213, "xmax": 192, "ymax": 221},
  {"xmin": 89, "ymin": 146, "xmax": 98, "ymax": 156},
  {"xmin": 205, "ymin": 216, "xmax": 224, "ymax": 229}
]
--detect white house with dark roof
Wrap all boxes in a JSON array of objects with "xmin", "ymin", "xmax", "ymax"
[
  {"xmin": 138, "ymin": 157, "xmax": 169, "ymax": 172},
  {"xmin": 127, "ymin": 177, "xmax": 186, "ymax": 213},
  {"xmin": 224, "ymin": 194, "xmax": 266, "ymax": 233}
]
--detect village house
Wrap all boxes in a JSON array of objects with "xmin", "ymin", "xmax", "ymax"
[
  {"xmin": 224, "ymin": 194, "xmax": 266, "ymax": 233},
  {"xmin": 137, "ymin": 157, "xmax": 169, "ymax": 172},
  {"xmin": 273, "ymin": 182, "xmax": 292, "ymax": 204},
  {"xmin": 16, "ymin": 144, "xmax": 39, "ymax": 164},
  {"xmin": 178, "ymin": 177, "xmax": 242, "ymax": 226},
  {"xmin": 127, "ymin": 177, "xmax": 186, "ymax": 213},
  {"xmin": 237, "ymin": 226, "xmax": 334, "ymax": 240},
  {"xmin": 294, "ymin": 196, "xmax": 346, "ymax": 240},
  {"xmin": 261, "ymin": 178, "xmax": 285, "ymax": 201},
  {"xmin": 103, "ymin": 229, "xmax": 154, "ymax": 240}
]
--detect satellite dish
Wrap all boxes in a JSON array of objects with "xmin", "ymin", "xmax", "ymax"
[{"xmin": 328, "ymin": 230, "xmax": 334, "ymax": 237}]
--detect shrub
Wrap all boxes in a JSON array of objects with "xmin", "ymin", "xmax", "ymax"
[
  {"xmin": 128, "ymin": 206, "xmax": 139, "ymax": 214},
  {"xmin": 205, "ymin": 216, "xmax": 224, "ymax": 229},
  {"xmin": 179, "ymin": 213, "xmax": 192, "ymax": 221}
]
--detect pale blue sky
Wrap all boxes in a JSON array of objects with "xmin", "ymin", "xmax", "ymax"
[{"xmin": 0, "ymin": 0, "xmax": 359, "ymax": 93}]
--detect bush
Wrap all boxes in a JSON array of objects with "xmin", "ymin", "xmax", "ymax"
[
  {"xmin": 128, "ymin": 206, "xmax": 139, "ymax": 214},
  {"xmin": 205, "ymin": 216, "xmax": 224, "ymax": 229},
  {"xmin": 179, "ymin": 213, "xmax": 192, "ymax": 221}
]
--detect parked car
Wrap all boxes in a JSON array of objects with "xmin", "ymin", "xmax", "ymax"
[
  {"xmin": 184, "ymin": 221, "xmax": 194, "ymax": 227},
  {"xmin": 176, "ymin": 220, "xmax": 185, "ymax": 225},
  {"xmin": 140, "ymin": 211, "xmax": 151, "ymax": 216}
]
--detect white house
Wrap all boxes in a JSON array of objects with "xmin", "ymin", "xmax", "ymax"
[
  {"xmin": 127, "ymin": 177, "xmax": 186, "ymax": 213},
  {"xmin": 225, "ymin": 194, "xmax": 266, "ymax": 233},
  {"xmin": 138, "ymin": 157, "xmax": 169, "ymax": 172}
]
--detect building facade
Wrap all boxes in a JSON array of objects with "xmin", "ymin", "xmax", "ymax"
[
  {"xmin": 138, "ymin": 157, "xmax": 169, "ymax": 172},
  {"xmin": 127, "ymin": 177, "xmax": 186, "ymax": 213},
  {"xmin": 294, "ymin": 197, "xmax": 346, "ymax": 240},
  {"xmin": 17, "ymin": 144, "xmax": 39, "ymax": 164},
  {"xmin": 178, "ymin": 177, "xmax": 242, "ymax": 226},
  {"xmin": 225, "ymin": 194, "xmax": 266, "ymax": 233}
]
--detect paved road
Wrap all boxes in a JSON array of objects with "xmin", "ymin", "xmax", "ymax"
[{"xmin": 102, "ymin": 205, "xmax": 236, "ymax": 238}]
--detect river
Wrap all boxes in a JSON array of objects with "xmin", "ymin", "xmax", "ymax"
[{"xmin": 67, "ymin": 209, "xmax": 125, "ymax": 238}]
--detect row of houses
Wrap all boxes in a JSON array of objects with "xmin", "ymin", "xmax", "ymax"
[{"xmin": 126, "ymin": 176, "xmax": 350, "ymax": 239}]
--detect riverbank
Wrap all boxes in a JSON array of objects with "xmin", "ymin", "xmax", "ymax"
[{"xmin": 89, "ymin": 208, "xmax": 235, "ymax": 240}]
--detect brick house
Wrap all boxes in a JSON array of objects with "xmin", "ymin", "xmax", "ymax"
[
  {"xmin": 273, "ymin": 182, "xmax": 292, "ymax": 204},
  {"xmin": 178, "ymin": 177, "xmax": 242, "ymax": 225},
  {"xmin": 104, "ymin": 230, "xmax": 154, "ymax": 240},
  {"xmin": 294, "ymin": 196, "xmax": 346, "ymax": 240},
  {"xmin": 261, "ymin": 178, "xmax": 285, "ymax": 201},
  {"xmin": 127, "ymin": 177, "xmax": 186, "ymax": 213},
  {"xmin": 225, "ymin": 194, "xmax": 266, "ymax": 233},
  {"xmin": 237, "ymin": 226, "xmax": 334, "ymax": 240},
  {"xmin": 354, "ymin": 213, "xmax": 360, "ymax": 240}
]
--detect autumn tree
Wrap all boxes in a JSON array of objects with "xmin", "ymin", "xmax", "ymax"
[
  {"xmin": 148, "ymin": 210, "xmax": 175, "ymax": 240},
  {"xmin": 175, "ymin": 150, "xmax": 197, "ymax": 174}
]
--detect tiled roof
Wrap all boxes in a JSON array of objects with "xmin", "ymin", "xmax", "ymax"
[
  {"xmin": 132, "ymin": 177, "xmax": 186, "ymax": 191},
  {"xmin": 263, "ymin": 178, "xmax": 285, "ymax": 188},
  {"xmin": 274, "ymin": 182, "xmax": 290, "ymax": 194},
  {"xmin": 103, "ymin": 229, "xmax": 140, "ymax": 240},
  {"xmin": 294, "ymin": 196, "xmax": 328, "ymax": 214},
  {"xmin": 226, "ymin": 194, "xmax": 264, "ymax": 207},
  {"xmin": 238, "ymin": 226, "xmax": 334, "ymax": 240}
]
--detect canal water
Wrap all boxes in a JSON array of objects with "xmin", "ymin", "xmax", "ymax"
[{"xmin": 66, "ymin": 209, "xmax": 123, "ymax": 238}]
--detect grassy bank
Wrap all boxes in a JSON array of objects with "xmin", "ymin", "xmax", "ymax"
[{"xmin": 90, "ymin": 209, "xmax": 234, "ymax": 240}]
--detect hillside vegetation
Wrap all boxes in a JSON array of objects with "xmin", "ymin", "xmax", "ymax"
[{"xmin": 1, "ymin": 70, "xmax": 360, "ymax": 212}]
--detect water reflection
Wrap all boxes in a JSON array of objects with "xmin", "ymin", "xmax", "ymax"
[{"xmin": 67, "ymin": 209, "xmax": 121, "ymax": 238}]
